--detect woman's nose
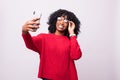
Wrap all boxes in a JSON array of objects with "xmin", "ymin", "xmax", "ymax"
[{"xmin": 59, "ymin": 20, "xmax": 64, "ymax": 24}]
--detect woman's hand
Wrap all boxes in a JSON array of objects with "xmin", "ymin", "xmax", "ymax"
[
  {"xmin": 22, "ymin": 18, "xmax": 40, "ymax": 34},
  {"xmin": 68, "ymin": 21, "xmax": 75, "ymax": 34}
]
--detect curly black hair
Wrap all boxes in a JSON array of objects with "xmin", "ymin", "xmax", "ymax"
[{"xmin": 47, "ymin": 9, "xmax": 81, "ymax": 38}]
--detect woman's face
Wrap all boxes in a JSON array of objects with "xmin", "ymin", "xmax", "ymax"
[{"xmin": 56, "ymin": 16, "xmax": 69, "ymax": 32}]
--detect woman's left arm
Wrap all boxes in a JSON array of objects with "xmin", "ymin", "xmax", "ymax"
[
  {"xmin": 70, "ymin": 36, "xmax": 82, "ymax": 60},
  {"xmin": 68, "ymin": 21, "xmax": 82, "ymax": 60}
]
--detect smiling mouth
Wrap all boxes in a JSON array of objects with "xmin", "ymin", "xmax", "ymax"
[{"xmin": 58, "ymin": 25, "xmax": 64, "ymax": 29}]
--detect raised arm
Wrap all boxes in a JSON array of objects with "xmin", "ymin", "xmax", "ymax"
[
  {"xmin": 22, "ymin": 18, "xmax": 40, "ymax": 53},
  {"xmin": 68, "ymin": 21, "xmax": 82, "ymax": 60}
]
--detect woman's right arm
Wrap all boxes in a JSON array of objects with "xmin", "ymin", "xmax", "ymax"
[{"xmin": 22, "ymin": 18, "xmax": 40, "ymax": 53}]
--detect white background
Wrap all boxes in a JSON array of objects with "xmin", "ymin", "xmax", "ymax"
[{"xmin": 0, "ymin": 0, "xmax": 120, "ymax": 80}]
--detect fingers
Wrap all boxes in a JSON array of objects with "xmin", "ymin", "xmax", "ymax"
[
  {"xmin": 24, "ymin": 25, "xmax": 39, "ymax": 32},
  {"xmin": 68, "ymin": 21, "xmax": 74, "ymax": 26},
  {"xmin": 28, "ymin": 24, "xmax": 39, "ymax": 29},
  {"xmin": 22, "ymin": 18, "xmax": 40, "ymax": 33},
  {"xmin": 27, "ymin": 19, "xmax": 40, "ymax": 25},
  {"xmin": 32, "ymin": 17, "xmax": 40, "ymax": 21},
  {"xmin": 27, "ymin": 27, "xmax": 38, "ymax": 32},
  {"xmin": 26, "ymin": 18, "xmax": 40, "ymax": 28},
  {"xmin": 68, "ymin": 21, "xmax": 75, "ymax": 34}
]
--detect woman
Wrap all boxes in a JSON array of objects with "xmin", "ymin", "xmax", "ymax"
[{"xmin": 22, "ymin": 9, "xmax": 82, "ymax": 80}]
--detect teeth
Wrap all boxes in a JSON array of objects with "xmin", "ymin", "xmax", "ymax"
[{"xmin": 59, "ymin": 25, "xmax": 63, "ymax": 28}]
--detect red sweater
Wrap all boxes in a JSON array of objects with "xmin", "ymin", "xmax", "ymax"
[{"xmin": 22, "ymin": 33, "xmax": 82, "ymax": 80}]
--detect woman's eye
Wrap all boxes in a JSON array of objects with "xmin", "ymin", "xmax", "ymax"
[
  {"xmin": 57, "ymin": 17, "xmax": 68, "ymax": 23},
  {"xmin": 57, "ymin": 17, "xmax": 61, "ymax": 21},
  {"xmin": 64, "ymin": 19, "xmax": 68, "ymax": 23}
]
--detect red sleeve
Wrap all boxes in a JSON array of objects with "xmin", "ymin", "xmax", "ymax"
[
  {"xmin": 70, "ymin": 36, "xmax": 82, "ymax": 60},
  {"xmin": 22, "ymin": 32, "xmax": 42, "ymax": 53}
]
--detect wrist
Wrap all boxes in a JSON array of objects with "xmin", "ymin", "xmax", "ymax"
[
  {"xmin": 22, "ymin": 30, "xmax": 28, "ymax": 34},
  {"xmin": 69, "ymin": 30, "xmax": 74, "ymax": 34},
  {"xmin": 69, "ymin": 33, "xmax": 76, "ymax": 37}
]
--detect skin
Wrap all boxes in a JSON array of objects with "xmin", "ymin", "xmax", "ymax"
[
  {"xmin": 22, "ymin": 18, "xmax": 40, "ymax": 34},
  {"xmin": 22, "ymin": 17, "xmax": 75, "ymax": 36}
]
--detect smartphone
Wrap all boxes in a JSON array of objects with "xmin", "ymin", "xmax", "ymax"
[{"xmin": 32, "ymin": 11, "xmax": 42, "ymax": 31}]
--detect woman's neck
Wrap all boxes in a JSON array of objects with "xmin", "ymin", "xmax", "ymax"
[{"xmin": 54, "ymin": 30, "xmax": 65, "ymax": 36}]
